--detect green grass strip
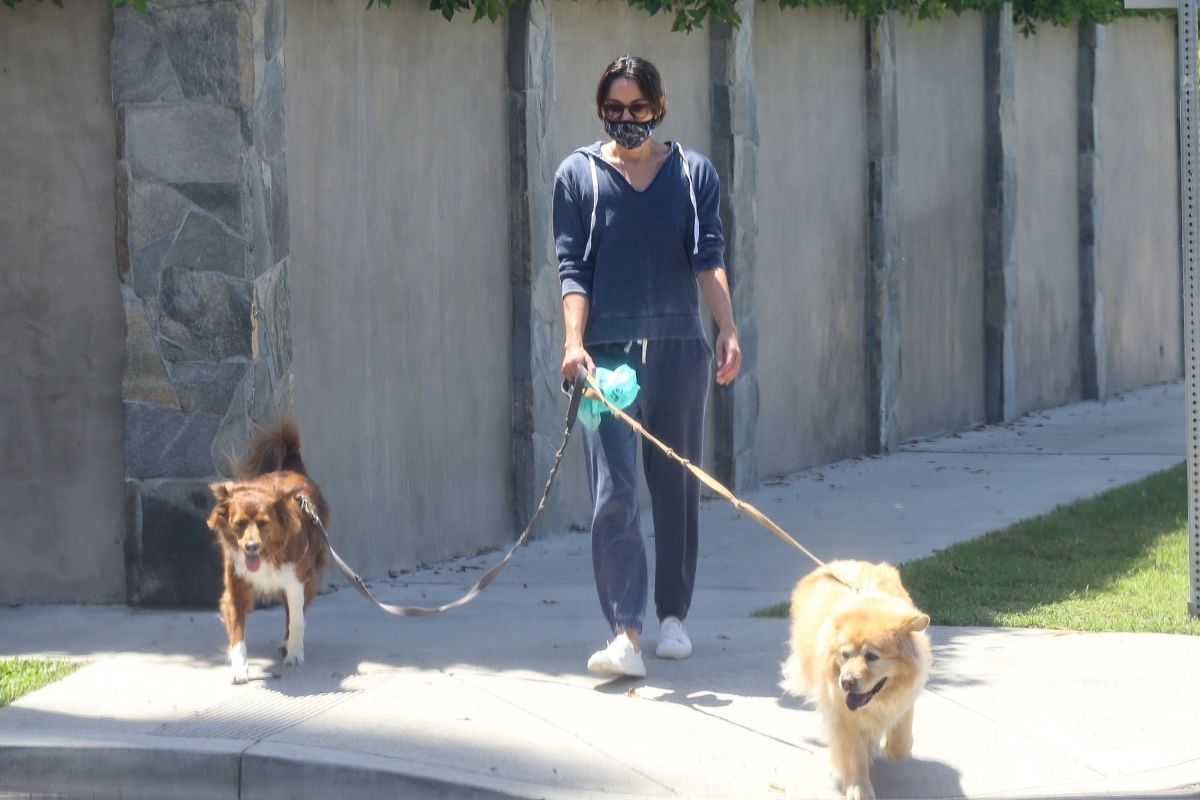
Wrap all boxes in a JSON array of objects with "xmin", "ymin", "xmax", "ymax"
[
  {"xmin": 754, "ymin": 463, "xmax": 1200, "ymax": 635},
  {"xmin": 0, "ymin": 658, "xmax": 81, "ymax": 707}
]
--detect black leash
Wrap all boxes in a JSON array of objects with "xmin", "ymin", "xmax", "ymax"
[{"xmin": 296, "ymin": 371, "xmax": 587, "ymax": 617}]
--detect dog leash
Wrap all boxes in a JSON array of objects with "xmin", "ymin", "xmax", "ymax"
[
  {"xmin": 296, "ymin": 372, "xmax": 588, "ymax": 617},
  {"xmin": 580, "ymin": 371, "xmax": 830, "ymax": 570},
  {"xmin": 299, "ymin": 365, "xmax": 838, "ymax": 618}
]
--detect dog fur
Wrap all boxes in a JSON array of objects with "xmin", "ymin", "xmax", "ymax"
[
  {"xmin": 206, "ymin": 418, "xmax": 329, "ymax": 684},
  {"xmin": 781, "ymin": 560, "xmax": 932, "ymax": 800}
]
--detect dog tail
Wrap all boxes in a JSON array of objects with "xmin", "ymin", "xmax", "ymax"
[{"xmin": 235, "ymin": 417, "xmax": 306, "ymax": 478}]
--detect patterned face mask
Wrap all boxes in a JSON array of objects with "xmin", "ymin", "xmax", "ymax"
[{"xmin": 604, "ymin": 118, "xmax": 657, "ymax": 150}]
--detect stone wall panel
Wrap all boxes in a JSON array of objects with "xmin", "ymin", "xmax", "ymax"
[
  {"xmin": 125, "ymin": 103, "xmax": 244, "ymax": 184},
  {"xmin": 125, "ymin": 478, "xmax": 223, "ymax": 607},
  {"xmin": 128, "ymin": 180, "xmax": 190, "ymax": 252},
  {"xmin": 254, "ymin": 57, "xmax": 285, "ymax": 159},
  {"xmin": 267, "ymin": 152, "xmax": 289, "ymax": 261},
  {"xmin": 159, "ymin": 2, "xmax": 254, "ymax": 108},
  {"xmin": 112, "ymin": 9, "xmax": 182, "ymax": 104},
  {"xmin": 158, "ymin": 266, "xmax": 253, "ymax": 362},
  {"xmin": 122, "ymin": 285, "xmax": 178, "ymax": 406},
  {"xmin": 172, "ymin": 182, "xmax": 245, "ymax": 235},
  {"xmin": 131, "ymin": 233, "xmax": 175, "ymax": 298},
  {"xmin": 116, "ymin": 0, "xmax": 291, "ymax": 606},
  {"xmin": 124, "ymin": 403, "xmax": 223, "ymax": 479},
  {"xmin": 168, "ymin": 361, "xmax": 248, "ymax": 415},
  {"xmin": 162, "ymin": 210, "xmax": 248, "ymax": 278}
]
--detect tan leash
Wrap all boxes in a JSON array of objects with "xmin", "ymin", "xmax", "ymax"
[{"xmin": 581, "ymin": 371, "xmax": 830, "ymax": 570}]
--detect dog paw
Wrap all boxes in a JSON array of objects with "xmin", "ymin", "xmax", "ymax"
[
  {"xmin": 845, "ymin": 782, "xmax": 875, "ymax": 800},
  {"xmin": 283, "ymin": 649, "xmax": 304, "ymax": 666},
  {"xmin": 229, "ymin": 642, "xmax": 249, "ymax": 684}
]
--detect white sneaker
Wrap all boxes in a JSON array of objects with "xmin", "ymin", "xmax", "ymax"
[
  {"xmin": 587, "ymin": 632, "xmax": 646, "ymax": 677},
  {"xmin": 656, "ymin": 616, "xmax": 692, "ymax": 659}
]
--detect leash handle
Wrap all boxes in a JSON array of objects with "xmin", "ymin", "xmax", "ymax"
[{"xmin": 297, "ymin": 369, "xmax": 590, "ymax": 618}]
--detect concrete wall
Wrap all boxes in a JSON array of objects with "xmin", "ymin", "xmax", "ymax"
[
  {"xmin": 0, "ymin": 2, "xmax": 125, "ymax": 603},
  {"xmin": 286, "ymin": 0, "xmax": 512, "ymax": 571},
  {"xmin": 1097, "ymin": 20, "xmax": 1182, "ymax": 392},
  {"xmin": 0, "ymin": 3, "xmax": 1184, "ymax": 604},
  {"xmin": 896, "ymin": 13, "xmax": 987, "ymax": 440},
  {"xmin": 1013, "ymin": 24, "xmax": 1081, "ymax": 414},
  {"xmin": 753, "ymin": 5, "xmax": 868, "ymax": 476}
]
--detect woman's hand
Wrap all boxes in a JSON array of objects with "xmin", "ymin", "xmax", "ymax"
[
  {"xmin": 697, "ymin": 267, "xmax": 740, "ymax": 385},
  {"xmin": 562, "ymin": 344, "xmax": 595, "ymax": 384},
  {"xmin": 562, "ymin": 294, "xmax": 593, "ymax": 384},
  {"xmin": 714, "ymin": 327, "xmax": 741, "ymax": 386}
]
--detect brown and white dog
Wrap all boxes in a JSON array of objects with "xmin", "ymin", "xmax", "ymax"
[
  {"xmin": 782, "ymin": 560, "xmax": 932, "ymax": 800},
  {"xmin": 207, "ymin": 419, "xmax": 329, "ymax": 684}
]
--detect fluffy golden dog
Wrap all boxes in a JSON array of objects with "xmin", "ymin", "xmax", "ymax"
[
  {"xmin": 207, "ymin": 419, "xmax": 328, "ymax": 684},
  {"xmin": 781, "ymin": 560, "xmax": 932, "ymax": 800}
]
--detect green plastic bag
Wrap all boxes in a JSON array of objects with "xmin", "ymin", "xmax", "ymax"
[{"xmin": 578, "ymin": 365, "xmax": 640, "ymax": 430}]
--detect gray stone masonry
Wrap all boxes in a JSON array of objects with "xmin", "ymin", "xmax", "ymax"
[
  {"xmin": 113, "ymin": 0, "xmax": 291, "ymax": 606},
  {"xmin": 1079, "ymin": 22, "xmax": 1107, "ymax": 400},
  {"xmin": 507, "ymin": 0, "xmax": 588, "ymax": 536},
  {"xmin": 984, "ymin": 6, "xmax": 1018, "ymax": 423},
  {"xmin": 865, "ymin": 14, "xmax": 900, "ymax": 453},
  {"xmin": 710, "ymin": 0, "xmax": 759, "ymax": 492}
]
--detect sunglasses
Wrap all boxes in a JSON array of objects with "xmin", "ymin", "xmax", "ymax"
[{"xmin": 601, "ymin": 100, "xmax": 656, "ymax": 122}]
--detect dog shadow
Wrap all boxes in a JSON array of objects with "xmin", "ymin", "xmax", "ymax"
[
  {"xmin": 776, "ymin": 692, "xmax": 814, "ymax": 711},
  {"xmin": 240, "ymin": 664, "xmax": 374, "ymax": 700},
  {"xmin": 769, "ymin": 693, "xmax": 964, "ymax": 796},
  {"xmin": 871, "ymin": 755, "xmax": 965, "ymax": 800}
]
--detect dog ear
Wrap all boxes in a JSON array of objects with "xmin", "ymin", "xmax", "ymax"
[
  {"xmin": 274, "ymin": 487, "xmax": 304, "ymax": 530},
  {"xmin": 209, "ymin": 481, "xmax": 235, "ymax": 501},
  {"xmin": 899, "ymin": 613, "xmax": 930, "ymax": 633},
  {"xmin": 207, "ymin": 482, "xmax": 235, "ymax": 531},
  {"xmin": 277, "ymin": 486, "xmax": 304, "ymax": 508}
]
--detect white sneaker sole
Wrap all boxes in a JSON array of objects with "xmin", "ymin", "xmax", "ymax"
[
  {"xmin": 655, "ymin": 640, "xmax": 692, "ymax": 659},
  {"xmin": 587, "ymin": 652, "xmax": 646, "ymax": 678}
]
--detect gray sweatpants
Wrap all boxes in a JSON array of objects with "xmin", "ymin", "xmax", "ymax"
[{"xmin": 581, "ymin": 337, "xmax": 712, "ymax": 634}]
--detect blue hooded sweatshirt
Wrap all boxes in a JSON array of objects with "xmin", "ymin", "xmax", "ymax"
[{"xmin": 553, "ymin": 141, "xmax": 726, "ymax": 346}]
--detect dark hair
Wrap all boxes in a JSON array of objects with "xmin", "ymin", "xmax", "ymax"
[{"xmin": 595, "ymin": 55, "xmax": 667, "ymax": 125}]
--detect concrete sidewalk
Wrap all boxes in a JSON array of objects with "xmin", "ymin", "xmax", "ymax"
[{"xmin": 1, "ymin": 382, "xmax": 1197, "ymax": 799}]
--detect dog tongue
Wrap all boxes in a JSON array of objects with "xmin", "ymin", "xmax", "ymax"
[
  {"xmin": 845, "ymin": 678, "xmax": 886, "ymax": 711},
  {"xmin": 245, "ymin": 554, "xmax": 262, "ymax": 572}
]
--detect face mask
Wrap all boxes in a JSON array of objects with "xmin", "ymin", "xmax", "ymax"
[{"xmin": 604, "ymin": 118, "xmax": 657, "ymax": 150}]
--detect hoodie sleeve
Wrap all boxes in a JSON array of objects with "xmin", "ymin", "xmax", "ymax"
[
  {"xmin": 554, "ymin": 160, "xmax": 593, "ymax": 298},
  {"xmin": 688, "ymin": 154, "xmax": 726, "ymax": 273}
]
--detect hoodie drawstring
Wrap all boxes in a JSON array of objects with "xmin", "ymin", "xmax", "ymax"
[
  {"xmin": 675, "ymin": 143, "xmax": 700, "ymax": 256},
  {"xmin": 582, "ymin": 144, "xmax": 701, "ymax": 260},
  {"xmin": 582, "ymin": 154, "xmax": 600, "ymax": 263}
]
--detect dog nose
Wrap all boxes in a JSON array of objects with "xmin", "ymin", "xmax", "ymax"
[
  {"xmin": 244, "ymin": 541, "xmax": 260, "ymax": 555},
  {"xmin": 840, "ymin": 676, "xmax": 857, "ymax": 691}
]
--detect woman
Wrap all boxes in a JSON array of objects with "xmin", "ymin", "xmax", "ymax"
[{"xmin": 553, "ymin": 55, "xmax": 742, "ymax": 677}]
